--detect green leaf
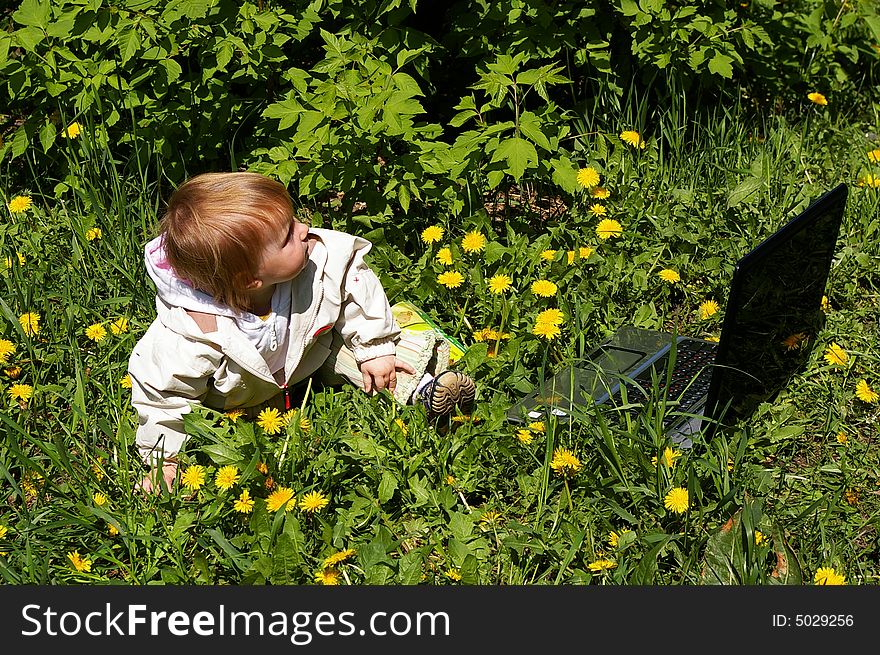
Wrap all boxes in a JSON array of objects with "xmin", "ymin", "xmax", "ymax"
[
  {"xmin": 550, "ymin": 157, "xmax": 578, "ymax": 194},
  {"xmin": 726, "ymin": 177, "xmax": 763, "ymax": 208},
  {"xmin": 118, "ymin": 28, "xmax": 141, "ymax": 65},
  {"xmin": 490, "ymin": 137, "xmax": 538, "ymax": 181},
  {"xmin": 397, "ymin": 551, "xmax": 424, "ymax": 585},
  {"xmin": 38, "ymin": 120, "xmax": 56, "ymax": 153},
  {"xmin": 10, "ymin": 127, "xmax": 29, "ymax": 159},
  {"xmin": 14, "ymin": 26, "xmax": 46, "ymax": 52},
  {"xmin": 707, "ymin": 52, "xmax": 734, "ymax": 78},
  {"xmin": 397, "ymin": 184, "xmax": 411, "ymax": 214},
  {"xmin": 200, "ymin": 443, "xmax": 242, "ymax": 465},
  {"xmin": 216, "ymin": 41, "xmax": 234, "ymax": 70},
  {"xmin": 518, "ymin": 111, "xmax": 551, "ymax": 151},
  {"xmin": 161, "ymin": 58, "xmax": 182, "ymax": 82},
  {"xmin": 378, "ymin": 470, "xmax": 397, "ymax": 504},
  {"xmin": 619, "ymin": 0, "xmax": 640, "ymax": 17},
  {"xmin": 12, "ymin": 0, "xmax": 50, "ymax": 28},
  {"xmin": 486, "ymin": 169, "xmax": 505, "ymax": 189}
]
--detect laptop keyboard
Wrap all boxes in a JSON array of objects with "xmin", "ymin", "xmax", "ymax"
[{"xmin": 608, "ymin": 339, "xmax": 718, "ymax": 425}]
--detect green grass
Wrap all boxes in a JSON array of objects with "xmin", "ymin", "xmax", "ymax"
[{"xmin": 1, "ymin": 96, "xmax": 879, "ymax": 586}]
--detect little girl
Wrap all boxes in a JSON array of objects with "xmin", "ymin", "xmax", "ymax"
[{"xmin": 129, "ymin": 172, "xmax": 475, "ymax": 492}]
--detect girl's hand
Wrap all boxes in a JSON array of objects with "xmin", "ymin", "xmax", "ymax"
[
  {"xmin": 136, "ymin": 460, "xmax": 178, "ymax": 494},
  {"xmin": 359, "ymin": 355, "xmax": 416, "ymax": 394}
]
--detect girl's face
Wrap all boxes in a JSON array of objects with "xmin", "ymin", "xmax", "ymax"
[{"xmin": 253, "ymin": 217, "xmax": 311, "ymax": 287}]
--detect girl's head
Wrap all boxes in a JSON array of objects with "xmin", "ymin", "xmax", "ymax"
[{"xmin": 159, "ymin": 172, "xmax": 301, "ymax": 312}]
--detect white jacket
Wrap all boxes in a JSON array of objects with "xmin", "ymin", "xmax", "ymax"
[{"xmin": 128, "ymin": 227, "xmax": 399, "ymax": 465}]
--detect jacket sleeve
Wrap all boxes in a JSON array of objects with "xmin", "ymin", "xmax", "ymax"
[
  {"xmin": 128, "ymin": 321, "xmax": 222, "ymax": 467},
  {"xmin": 336, "ymin": 238, "xmax": 400, "ymax": 363}
]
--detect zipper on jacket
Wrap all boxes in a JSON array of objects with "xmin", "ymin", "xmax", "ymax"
[{"xmin": 281, "ymin": 383, "xmax": 291, "ymax": 410}]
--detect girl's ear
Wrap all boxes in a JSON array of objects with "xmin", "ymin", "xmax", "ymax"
[{"xmin": 245, "ymin": 278, "xmax": 263, "ymax": 290}]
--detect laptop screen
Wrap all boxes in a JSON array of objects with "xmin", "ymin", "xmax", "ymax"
[{"xmin": 704, "ymin": 184, "xmax": 848, "ymax": 431}]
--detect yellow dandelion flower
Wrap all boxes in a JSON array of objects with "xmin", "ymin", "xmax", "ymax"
[
  {"xmin": 706, "ymin": 335, "xmax": 720, "ymax": 342},
  {"xmin": 3, "ymin": 253, "xmax": 23, "ymax": 268},
  {"xmin": 531, "ymin": 279, "xmax": 558, "ymax": 297},
  {"xmin": 592, "ymin": 187, "xmax": 610, "ymax": 199},
  {"xmin": 19, "ymin": 312, "xmax": 40, "ymax": 337},
  {"xmin": 823, "ymin": 342, "xmax": 848, "ymax": 366},
  {"xmin": 436, "ymin": 247, "xmax": 453, "ymax": 266},
  {"xmin": 67, "ymin": 550, "xmax": 92, "ymax": 572},
  {"xmin": 257, "ymin": 461, "xmax": 269, "ymax": 475},
  {"xmin": 699, "ymin": 300, "xmax": 719, "ymax": 319},
  {"xmin": 588, "ymin": 558, "xmax": 617, "ymax": 572},
  {"xmin": 596, "ymin": 218, "xmax": 623, "ymax": 240},
  {"xmin": 814, "ymin": 566, "xmax": 846, "ymax": 585},
  {"xmin": 5, "ymin": 366, "xmax": 22, "ymax": 378},
  {"xmin": 93, "ymin": 492, "xmax": 108, "ymax": 507},
  {"xmin": 445, "ymin": 474, "xmax": 456, "ymax": 485},
  {"xmin": 86, "ymin": 227, "xmax": 102, "ymax": 241},
  {"xmin": 579, "ymin": 246, "xmax": 594, "ymax": 259},
  {"xmin": 283, "ymin": 409, "xmax": 311, "ymax": 431},
  {"xmin": 225, "ymin": 409, "xmax": 244, "ymax": 422},
  {"xmin": 845, "ymin": 489, "xmax": 859, "ymax": 506},
  {"xmin": 181, "ymin": 465, "xmax": 206, "ymax": 491},
  {"xmin": 488, "ymin": 274, "xmax": 513, "ymax": 294},
  {"xmin": 658, "ymin": 269, "xmax": 680, "ymax": 284},
  {"xmin": 233, "ymin": 489, "xmax": 255, "ymax": 514},
  {"xmin": 609, "ymin": 530, "xmax": 632, "ymax": 548},
  {"xmin": 444, "ymin": 568, "xmax": 462, "ymax": 581},
  {"xmin": 567, "ymin": 250, "xmax": 576, "ymax": 264},
  {"xmin": 109, "ymin": 317, "xmax": 129, "ymax": 335},
  {"xmin": 266, "ymin": 486, "xmax": 295, "ymax": 512},
  {"xmin": 857, "ymin": 173, "xmax": 880, "ymax": 188},
  {"xmin": 62, "ymin": 122, "xmax": 82, "ymax": 138},
  {"xmin": 7, "ymin": 195, "xmax": 33, "ymax": 213},
  {"xmin": 540, "ymin": 249, "xmax": 557, "ymax": 262},
  {"xmin": 214, "ymin": 465, "xmax": 240, "ymax": 491},
  {"xmin": 299, "ymin": 490, "xmax": 329, "ymax": 513},
  {"xmin": 8, "ymin": 383, "xmax": 33, "ymax": 402},
  {"xmin": 0, "ymin": 339, "xmax": 15, "ymax": 364},
  {"xmin": 550, "ymin": 447, "xmax": 582, "ymax": 477},
  {"xmin": 91, "ymin": 459, "xmax": 104, "ymax": 481},
  {"xmin": 437, "ymin": 270, "xmax": 464, "ymax": 289},
  {"xmin": 868, "ymin": 149, "xmax": 880, "ymax": 164},
  {"xmin": 421, "ymin": 225, "xmax": 444, "ymax": 244},
  {"xmin": 257, "ymin": 407, "xmax": 284, "ymax": 434},
  {"xmin": 119, "ymin": 374, "xmax": 132, "ymax": 389},
  {"xmin": 807, "ymin": 92, "xmax": 828, "ymax": 106},
  {"xmin": 651, "ymin": 447, "xmax": 682, "ymax": 468},
  {"xmin": 108, "ymin": 523, "xmax": 119, "ymax": 536},
  {"xmin": 85, "ymin": 323, "xmax": 107, "ymax": 342},
  {"xmin": 535, "ymin": 308, "xmax": 563, "ymax": 326},
  {"xmin": 461, "ymin": 230, "xmax": 487, "ymax": 253},
  {"xmin": 315, "ymin": 568, "xmax": 340, "ymax": 585},
  {"xmin": 821, "ymin": 295, "xmax": 831, "ymax": 313},
  {"xmin": 323, "ymin": 548, "xmax": 357, "ymax": 569},
  {"xmin": 516, "ymin": 428, "xmax": 534, "ymax": 444},
  {"xmin": 479, "ymin": 510, "xmax": 502, "ymax": 526},
  {"xmin": 532, "ymin": 322, "xmax": 561, "ymax": 340},
  {"xmin": 663, "ymin": 487, "xmax": 689, "ymax": 514},
  {"xmin": 855, "ymin": 380, "xmax": 878, "ymax": 403},
  {"xmin": 576, "ymin": 167, "xmax": 600, "ymax": 189},
  {"xmin": 394, "ymin": 417, "xmax": 409, "ymax": 436},
  {"xmin": 620, "ymin": 130, "xmax": 646, "ymax": 148},
  {"xmin": 528, "ymin": 421, "xmax": 545, "ymax": 433},
  {"xmin": 836, "ymin": 431, "xmax": 848, "ymax": 444},
  {"xmin": 589, "ymin": 203, "xmax": 607, "ymax": 217},
  {"xmin": 754, "ymin": 530, "xmax": 767, "ymax": 546}
]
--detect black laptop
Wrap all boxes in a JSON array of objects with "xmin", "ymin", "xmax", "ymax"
[{"xmin": 507, "ymin": 184, "xmax": 849, "ymax": 446}]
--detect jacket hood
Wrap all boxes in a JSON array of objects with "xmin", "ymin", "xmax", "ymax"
[{"xmin": 144, "ymin": 235, "xmax": 242, "ymax": 319}]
